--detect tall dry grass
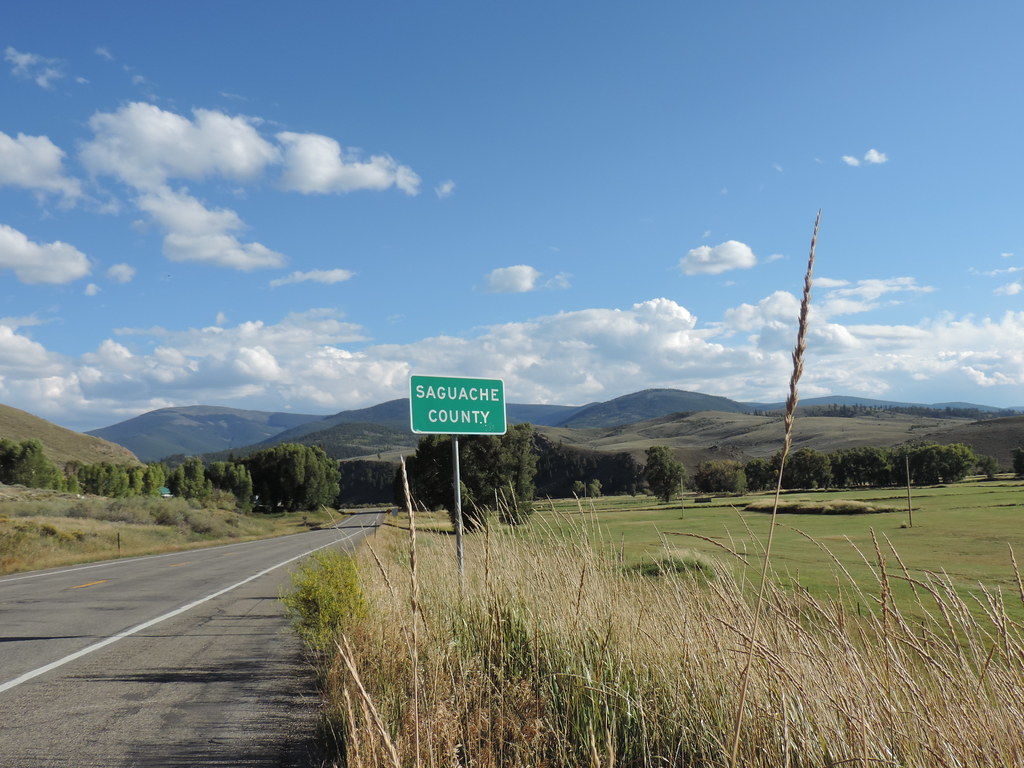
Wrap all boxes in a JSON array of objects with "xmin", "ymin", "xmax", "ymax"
[
  {"xmin": 326, "ymin": 516, "xmax": 1024, "ymax": 767},
  {"xmin": 313, "ymin": 211, "xmax": 1024, "ymax": 766}
]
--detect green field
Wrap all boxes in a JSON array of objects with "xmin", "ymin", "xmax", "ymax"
[{"xmin": 523, "ymin": 479, "xmax": 1024, "ymax": 619}]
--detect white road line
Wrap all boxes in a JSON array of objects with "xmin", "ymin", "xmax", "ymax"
[
  {"xmin": 0, "ymin": 527, "xmax": 364, "ymax": 695},
  {"xmin": 0, "ymin": 535, "xmax": 301, "ymax": 584}
]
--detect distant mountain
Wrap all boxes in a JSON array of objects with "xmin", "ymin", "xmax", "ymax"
[
  {"xmin": 268, "ymin": 399, "xmax": 581, "ymax": 444},
  {"xmin": 88, "ymin": 406, "xmax": 321, "ymax": 462},
  {"xmin": 1, "ymin": 404, "xmax": 141, "ymax": 468},
  {"xmin": 195, "ymin": 420, "xmax": 418, "ymax": 464},
  {"xmin": 555, "ymin": 389, "xmax": 748, "ymax": 429},
  {"xmin": 88, "ymin": 389, "xmax": 1023, "ymax": 465}
]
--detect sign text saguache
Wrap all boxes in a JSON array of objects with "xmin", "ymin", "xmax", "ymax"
[{"xmin": 409, "ymin": 375, "xmax": 507, "ymax": 435}]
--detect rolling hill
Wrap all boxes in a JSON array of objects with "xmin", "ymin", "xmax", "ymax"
[
  {"xmin": 538, "ymin": 408, "xmax": 1023, "ymax": 469},
  {"xmin": 84, "ymin": 388, "xmax": 1024, "ymax": 467},
  {"xmin": 87, "ymin": 406, "xmax": 321, "ymax": 462},
  {"xmin": 0, "ymin": 404, "xmax": 141, "ymax": 468},
  {"xmin": 553, "ymin": 388, "xmax": 747, "ymax": 428}
]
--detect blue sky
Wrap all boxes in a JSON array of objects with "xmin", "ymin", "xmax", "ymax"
[{"xmin": 3, "ymin": 2, "xmax": 1024, "ymax": 431}]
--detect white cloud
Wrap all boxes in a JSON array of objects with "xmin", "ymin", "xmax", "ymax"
[
  {"xmin": 0, "ymin": 131, "xmax": 82, "ymax": 200},
  {"xmin": 724, "ymin": 291, "xmax": 801, "ymax": 333},
  {"xmin": 107, "ymin": 263, "xmax": 136, "ymax": 283},
  {"xmin": 81, "ymin": 102, "xmax": 280, "ymax": 189},
  {"xmin": 545, "ymin": 272, "xmax": 572, "ymax": 290},
  {"xmin": 680, "ymin": 240, "xmax": 757, "ymax": 275},
  {"xmin": 435, "ymin": 179, "xmax": 456, "ymax": 198},
  {"xmin": 270, "ymin": 269, "xmax": 355, "ymax": 287},
  {"xmin": 95, "ymin": 47, "xmax": 114, "ymax": 60},
  {"xmin": 975, "ymin": 265, "xmax": 1023, "ymax": 277},
  {"xmin": 483, "ymin": 265, "xmax": 541, "ymax": 293},
  {"xmin": 995, "ymin": 282, "xmax": 1023, "ymax": 296},
  {"xmin": 0, "ymin": 324, "xmax": 63, "ymax": 375},
  {"xmin": 844, "ymin": 149, "xmax": 888, "ymax": 167},
  {"xmin": 815, "ymin": 277, "xmax": 851, "ymax": 288},
  {"xmin": 84, "ymin": 283, "xmax": 101, "ymax": 296},
  {"xmin": 0, "ymin": 225, "xmax": 91, "ymax": 284},
  {"xmin": 817, "ymin": 277, "xmax": 933, "ymax": 317},
  {"xmin": 136, "ymin": 187, "xmax": 285, "ymax": 270},
  {"xmin": 277, "ymin": 131, "xmax": 420, "ymax": 195},
  {"xmin": 4, "ymin": 47, "xmax": 63, "ymax": 89},
  {"xmin": 7, "ymin": 294, "xmax": 1024, "ymax": 431}
]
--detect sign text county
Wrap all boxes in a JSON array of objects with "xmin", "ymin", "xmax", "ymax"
[{"xmin": 409, "ymin": 375, "xmax": 507, "ymax": 435}]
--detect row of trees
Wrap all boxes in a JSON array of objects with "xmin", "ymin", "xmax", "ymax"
[
  {"xmin": 642, "ymin": 441, "xmax": 1000, "ymax": 499},
  {"xmin": 0, "ymin": 439, "xmax": 169, "ymax": 496},
  {"xmin": 6, "ymin": 432, "xmax": 1020, "ymax": 516},
  {"xmin": 157, "ymin": 446, "xmax": 341, "ymax": 512},
  {"xmin": 0, "ymin": 438, "xmax": 340, "ymax": 514}
]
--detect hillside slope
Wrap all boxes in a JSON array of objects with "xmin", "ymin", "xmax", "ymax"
[
  {"xmin": 88, "ymin": 406, "xmax": 321, "ymax": 462},
  {"xmin": 0, "ymin": 404, "xmax": 141, "ymax": 468},
  {"xmin": 556, "ymin": 389, "xmax": 748, "ymax": 428},
  {"xmin": 539, "ymin": 409, "xmax": 992, "ymax": 466}
]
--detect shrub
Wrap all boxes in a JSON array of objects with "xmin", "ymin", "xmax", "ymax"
[{"xmin": 281, "ymin": 548, "xmax": 367, "ymax": 656}]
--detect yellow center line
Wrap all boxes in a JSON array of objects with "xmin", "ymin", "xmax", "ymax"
[
  {"xmin": 169, "ymin": 562, "xmax": 191, "ymax": 568},
  {"xmin": 70, "ymin": 580, "xmax": 108, "ymax": 589}
]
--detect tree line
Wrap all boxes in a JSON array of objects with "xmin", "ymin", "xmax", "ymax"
[
  {"xmin": 643, "ymin": 441, "xmax": 1005, "ymax": 499},
  {"xmin": 0, "ymin": 438, "xmax": 339, "ymax": 513},
  {"xmin": 5, "ymin": 432, "xmax": 1019, "ymax": 518}
]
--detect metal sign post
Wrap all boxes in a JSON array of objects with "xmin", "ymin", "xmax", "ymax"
[
  {"xmin": 452, "ymin": 435, "xmax": 464, "ymax": 577},
  {"xmin": 410, "ymin": 375, "xmax": 506, "ymax": 579}
]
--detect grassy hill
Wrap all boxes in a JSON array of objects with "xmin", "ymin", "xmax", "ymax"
[
  {"xmin": 537, "ymin": 408, "xmax": 1016, "ymax": 467},
  {"xmin": 0, "ymin": 404, "xmax": 141, "ymax": 468},
  {"xmin": 88, "ymin": 406, "xmax": 322, "ymax": 462},
  {"xmin": 555, "ymin": 388, "xmax": 747, "ymax": 428}
]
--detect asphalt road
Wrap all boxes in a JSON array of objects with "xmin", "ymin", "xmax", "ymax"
[{"xmin": 0, "ymin": 510, "xmax": 385, "ymax": 767}]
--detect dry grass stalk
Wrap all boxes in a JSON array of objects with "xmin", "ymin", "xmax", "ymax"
[
  {"xmin": 400, "ymin": 457, "xmax": 422, "ymax": 766},
  {"xmin": 336, "ymin": 634, "xmax": 401, "ymax": 768},
  {"xmin": 729, "ymin": 209, "xmax": 820, "ymax": 768},
  {"xmin": 335, "ymin": 517, "xmax": 1024, "ymax": 766}
]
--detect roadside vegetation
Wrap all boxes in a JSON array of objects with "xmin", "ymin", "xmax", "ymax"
[
  {"xmin": 283, "ymin": 215, "xmax": 1024, "ymax": 766},
  {"xmin": 0, "ymin": 485, "xmax": 337, "ymax": 575},
  {"xmin": 293, "ymin": 497, "xmax": 1024, "ymax": 766}
]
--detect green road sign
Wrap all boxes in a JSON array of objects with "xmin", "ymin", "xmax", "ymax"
[{"xmin": 410, "ymin": 375, "xmax": 507, "ymax": 435}]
